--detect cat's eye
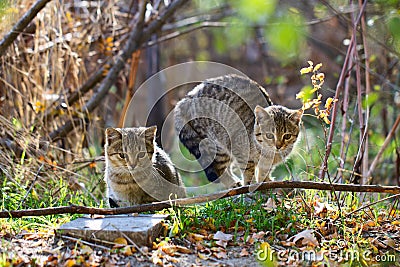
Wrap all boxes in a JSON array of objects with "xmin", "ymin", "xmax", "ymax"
[
  {"xmin": 283, "ymin": 134, "xmax": 292, "ymax": 140},
  {"xmin": 137, "ymin": 151, "xmax": 146, "ymax": 159},
  {"xmin": 265, "ymin": 133, "xmax": 274, "ymax": 139},
  {"xmin": 118, "ymin": 153, "xmax": 125, "ymax": 159}
]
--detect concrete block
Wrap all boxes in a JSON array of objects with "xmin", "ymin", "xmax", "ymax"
[{"xmin": 57, "ymin": 214, "xmax": 169, "ymax": 246}]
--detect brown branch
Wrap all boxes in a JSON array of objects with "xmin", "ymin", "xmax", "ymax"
[
  {"xmin": 1, "ymin": 181, "xmax": 400, "ymax": 218},
  {"xmin": 359, "ymin": 0, "xmax": 371, "ymax": 185},
  {"xmin": 0, "ymin": 0, "xmax": 52, "ymax": 56},
  {"xmin": 118, "ymin": 50, "xmax": 141, "ymax": 128},
  {"xmin": 367, "ymin": 114, "xmax": 400, "ymax": 180}
]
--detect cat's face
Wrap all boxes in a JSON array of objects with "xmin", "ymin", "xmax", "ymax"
[
  {"xmin": 254, "ymin": 105, "xmax": 303, "ymax": 152},
  {"xmin": 105, "ymin": 126, "xmax": 156, "ymax": 172}
]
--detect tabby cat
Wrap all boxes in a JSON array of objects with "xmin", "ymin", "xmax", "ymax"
[
  {"xmin": 174, "ymin": 74, "xmax": 303, "ymax": 186},
  {"xmin": 104, "ymin": 126, "xmax": 186, "ymax": 207}
]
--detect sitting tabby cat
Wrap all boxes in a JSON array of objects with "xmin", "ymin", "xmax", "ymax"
[
  {"xmin": 104, "ymin": 126, "xmax": 186, "ymax": 207},
  {"xmin": 174, "ymin": 74, "xmax": 303, "ymax": 186}
]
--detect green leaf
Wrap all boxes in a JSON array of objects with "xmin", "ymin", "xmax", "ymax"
[
  {"xmin": 296, "ymin": 85, "xmax": 314, "ymax": 102},
  {"xmin": 265, "ymin": 12, "xmax": 308, "ymax": 63},
  {"xmin": 233, "ymin": 0, "xmax": 276, "ymax": 23},
  {"xmin": 388, "ymin": 15, "xmax": 400, "ymax": 38},
  {"xmin": 362, "ymin": 92, "xmax": 379, "ymax": 109},
  {"xmin": 223, "ymin": 17, "xmax": 249, "ymax": 49},
  {"xmin": 11, "ymin": 117, "xmax": 22, "ymax": 130}
]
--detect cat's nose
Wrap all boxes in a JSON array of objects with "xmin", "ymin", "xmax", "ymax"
[{"xmin": 276, "ymin": 142, "xmax": 283, "ymax": 149}]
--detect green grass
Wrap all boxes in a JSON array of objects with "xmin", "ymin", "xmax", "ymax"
[
  {"xmin": 0, "ymin": 162, "xmax": 103, "ymax": 233},
  {"xmin": 171, "ymin": 191, "xmax": 302, "ymax": 239}
]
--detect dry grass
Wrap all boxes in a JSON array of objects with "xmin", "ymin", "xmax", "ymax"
[{"xmin": 0, "ymin": 0, "xmax": 132, "ymax": 201}]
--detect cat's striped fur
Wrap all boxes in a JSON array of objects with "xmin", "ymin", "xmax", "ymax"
[
  {"xmin": 104, "ymin": 126, "xmax": 186, "ymax": 207},
  {"xmin": 174, "ymin": 74, "xmax": 302, "ymax": 186}
]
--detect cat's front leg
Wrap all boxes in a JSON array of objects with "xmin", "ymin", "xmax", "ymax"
[
  {"xmin": 241, "ymin": 160, "xmax": 256, "ymax": 185},
  {"xmin": 256, "ymin": 156, "xmax": 274, "ymax": 183}
]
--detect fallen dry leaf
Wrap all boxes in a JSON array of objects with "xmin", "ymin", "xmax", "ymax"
[
  {"xmin": 287, "ymin": 229, "xmax": 319, "ymax": 247},
  {"xmin": 263, "ymin": 198, "xmax": 277, "ymax": 210},
  {"xmin": 314, "ymin": 199, "xmax": 334, "ymax": 216},
  {"xmin": 240, "ymin": 248, "xmax": 249, "ymax": 257},
  {"xmin": 213, "ymin": 231, "xmax": 233, "ymax": 248},
  {"xmin": 213, "ymin": 251, "xmax": 228, "ymax": 259},
  {"xmin": 120, "ymin": 246, "xmax": 134, "ymax": 256},
  {"xmin": 198, "ymin": 252, "xmax": 209, "ymax": 260},
  {"xmin": 80, "ymin": 244, "xmax": 93, "ymax": 255},
  {"xmin": 63, "ymin": 259, "xmax": 76, "ymax": 267},
  {"xmin": 188, "ymin": 232, "xmax": 205, "ymax": 242},
  {"xmin": 113, "ymin": 237, "xmax": 128, "ymax": 248},
  {"xmin": 213, "ymin": 231, "xmax": 233, "ymax": 242}
]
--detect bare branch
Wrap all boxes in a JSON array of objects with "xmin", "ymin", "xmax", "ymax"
[
  {"xmin": 0, "ymin": 0, "xmax": 52, "ymax": 56},
  {"xmin": 1, "ymin": 181, "xmax": 400, "ymax": 218},
  {"xmin": 367, "ymin": 115, "xmax": 400, "ymax": 180}
]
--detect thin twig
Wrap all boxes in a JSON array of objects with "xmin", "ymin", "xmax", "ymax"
[
  {"xmin": 1, "ymin": 181, "xmax": 400, "ymax": 218},
  {"xmin": 0, "ymin": 0, "xmax": 52, "ymax": 56},
  {"xmin": 359, "ymin": 0, "xmax": 371, "ymax": 186},
  {"xmin": 19, "ymin": 163, "xmax": 44, "ymax": 209},
  {"xmin": 118, "ymin": 50, "xmax": 141, "ymax": 128},
  {"xmin": 111, "ymin": 224, "xmax": 148, "ymax": 257},
  {"xmin": 60, "ymin": 234, "xmax": 111, "ymax": 251},
  {"xmin": 336, "ymin": 56, "xmax": 352, "ymax": 183},
  {"xmin": 367, "ymin": 115, "xmax": 400, "ymax": 180}
]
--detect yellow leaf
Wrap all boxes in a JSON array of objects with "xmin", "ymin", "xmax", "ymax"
[
  {"xmin": 34, "ymin": 101, "xmax": 46, "ymax": 113},
  {"xmin": 300, "ymin": 66, "xmax": 313, "ymax": 75},
  {"xmin": 316, "ymin": 73, "xmax": 325, "ymax": 81},
  {"xmin": 198, "ymin": 252, "xmax": 209, "ymax": 260},
  {"xmin": 114, "ymin": 237, "xmax": 128, "ymax": 246},
  {"xmin": 64, "ymin": 259, "xmax": 76, "ymax": 267},
  {"xmin": 65, "ymin": 11, "xmax": 73, "ymax": 24},
  {"xmin": 31, "ymin": 189, "xmax": 39, "ymax": 201},
  {"xmin": 106, "ymin": 36, "xmax": 114, "ymax": 44},
  {"xmin": 303, "ymin": 100, "xmax": 313, "ymax": 110},
  {"xmin": 325, "ymin": 97, "xmax": 337, "ymax": 109},
  {"xmin": 80, "ymin": 244, "xmax": 93, "ymax": 255},
  {"xmin": 313, "ymin": 63, "xmax": 323, "ymax": 72},
  {"xmin": 295, "ymin": 91, "xmax": 304, "ymax": 99},
  {"xmin": 121, "ymin": 246, "xmax": 133, "ymax": 256}
]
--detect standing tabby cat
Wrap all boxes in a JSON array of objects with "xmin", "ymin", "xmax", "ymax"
[
  {"xmin": 174, "ymin": 74, "xmax": 303, "ymax": 186},
  {"xmin": 104, "ymin": 126, "xmax": 186, "ymax": 207}
]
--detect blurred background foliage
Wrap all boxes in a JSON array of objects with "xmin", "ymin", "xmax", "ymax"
[{"xmin": 0, "ymin": 0, "xmax": 399, "ymax": 208}]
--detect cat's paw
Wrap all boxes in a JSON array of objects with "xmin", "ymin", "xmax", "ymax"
[{"xmin": 109, "ymin": 197, "xmax": 119, "ymax": 208}]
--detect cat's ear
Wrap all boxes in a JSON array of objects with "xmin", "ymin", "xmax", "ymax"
[
  {"xmin": 144, "ymin": 126, "xmax": 157, "ymax": 142},
  {"xmin": 105, "ymin": 128, "xmax": 121, "ymax": 144},
  {"xmin": 288, "ymin": 109, "xmax": 303, "ymax": 124},
  {"xmin": 254, "ymin": 105, "xmax": 272, "ymax": 122}
]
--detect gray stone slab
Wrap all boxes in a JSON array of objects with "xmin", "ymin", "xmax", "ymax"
[{"xmin": 57, "ymin": 214, "xmax": 169, "ymax": 246}]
